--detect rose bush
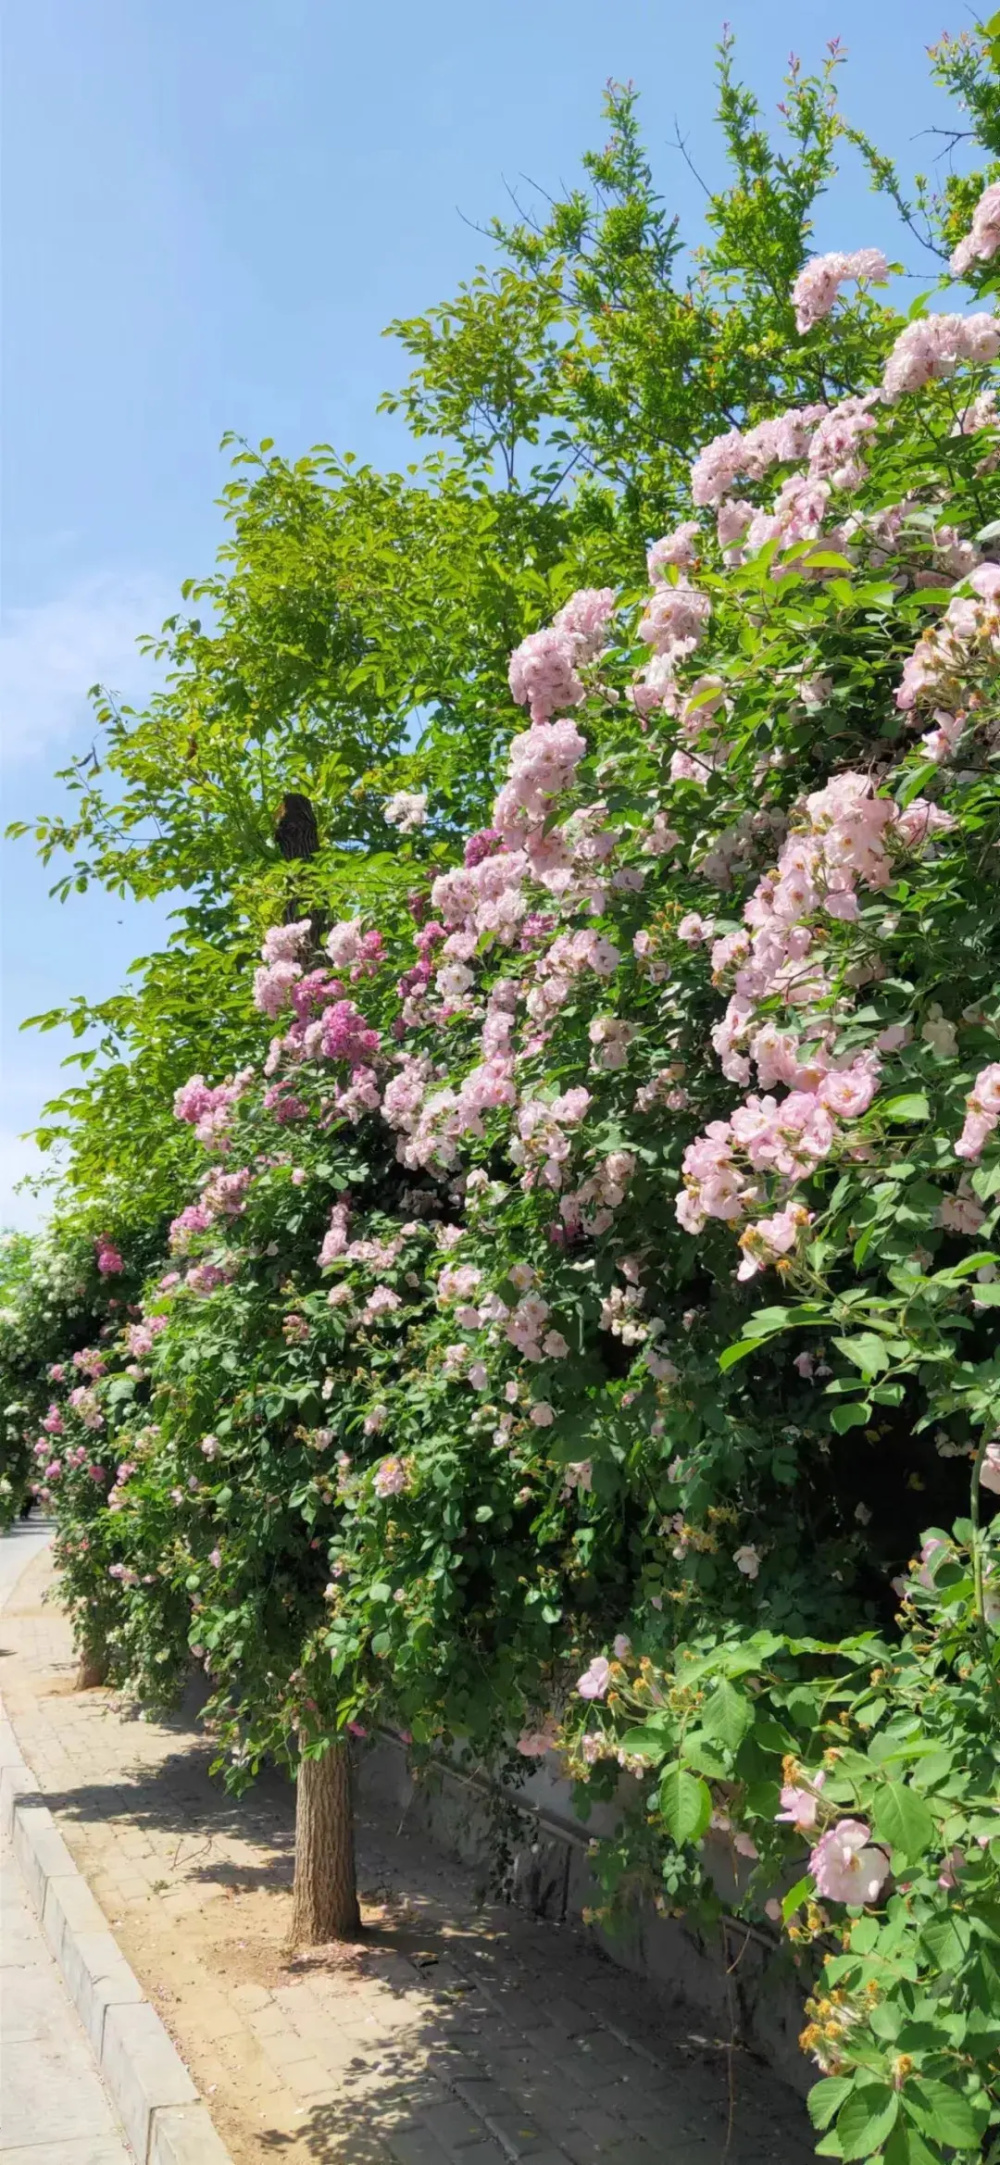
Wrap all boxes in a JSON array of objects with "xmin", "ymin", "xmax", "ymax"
[
  {"xmin": 24, "ymin": 157, "xmax": 1000, "ymax": 2147},
  {"xmin": 8, "ymin": 19, "xmax": 1000, "ymax": 2161}
]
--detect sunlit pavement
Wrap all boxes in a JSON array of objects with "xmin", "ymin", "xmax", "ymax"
[{"xmin": 1, "ymin": 1517, "xmax": 135, "ymax": 2164}]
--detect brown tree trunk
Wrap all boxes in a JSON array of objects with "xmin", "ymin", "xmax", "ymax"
[
  {"xmin": 290, "ymin": 1741, "xmax": 361, "ymax": 1944},
  {"xmin": 75, "ymin": 1646, "xmax": 107, "ymax": 1690}
]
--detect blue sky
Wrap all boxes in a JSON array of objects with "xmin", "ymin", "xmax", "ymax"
[{"xmin": 1, "ymin": 0, "xmax": 977, "ymax": 1226}]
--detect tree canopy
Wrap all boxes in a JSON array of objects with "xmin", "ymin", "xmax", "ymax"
[{"xmin": 7, "ymin": 21, "xmax": 1000, "ymax": 2161}]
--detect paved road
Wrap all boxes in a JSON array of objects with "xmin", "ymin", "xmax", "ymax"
[
  {"xmin": 0, "ymin": 1520, "xmax": 53, "ymax": 1606},
  {"xmin": 1, "ymin": 1518, "xmax": 135, "ymax": 2164}
]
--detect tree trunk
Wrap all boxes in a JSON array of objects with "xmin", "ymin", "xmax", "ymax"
[
  {"xmin": 290, "ymin": 1741, "xmax": 361, "ymax": 1944},
  {"xmin": 75, "ymin": 1645, "xmax": 107, "ymax": 1690}
]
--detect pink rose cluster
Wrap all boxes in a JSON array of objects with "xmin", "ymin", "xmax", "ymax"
[
  {"xmin": 325, "ymin": 919, "xmax": 385, "ymax": 978},
  {"xmin": 507, "ymin": 587, "xmax": 614, "ymax": 724},
  {"xmin": 950, "ymin": 181, "xmax": 1000, "ymax": 278},
  {"xmin": 203, "ymin": 1166, "xmax": 252, "ymax": 1216},
  {"xmin": 790, "ymin": 247, "xmax": 887, "ymax": 334},
  {"xmin": 253, "ymin": 921, "xmax": 323, "ymax": 1017},
  {"xmin": 647, "ymin": 523, "xmax": 700, "ymax": 578},
  {"xmin": 125, "ymin": 1315, "xmax": 167, "ymax": 1361},
  {"xmin": 383, "ymin": 790, "xmax": 428, "ymax": 832},
  {"xmin": 493, "ymin": 719, "xmax": 588, "ymax": 846},
  {"xmin": 173, "ymin": 1070, "xmax": 253, "ymax": 1151},
  {"xmin": 882, "ymin": 312, "xmax": 1000, "ymax": 403},
  {"xmin": 68, "ymin": 1385, "xmax": 104, "ymax": 1431},
  {"xmin": 895, "ymin": 563, "xmax": 1000, "ymax": 717},
  {"xmin": 689, "ymin": 405, "xmax": 828, "ymax": 507},
  {"xmin": 676, "ymin": 770, "xmax": 954, "ymax": 1260},
  {"xmin": 955, "ymin": 1063, "xmax": 1000, "ymax": 1163},
  {"xmin": 635, "ymin": 398, "xmax": 884, "ymax": 738},
  {"xmin": 373, "ymin": 1455, "xmax": 410, "ymax": 1499},
  {"xmin": 319, "ymin": 999, "xmax": 381, "ymax": 1066},
  {"xmin": 95, "ymin": 1236, "xmax": 124, "ymax": 1276},
  {"xmin": 168, "ymin": 1201, "xmax": 215, "ymax": 1252},
  {"xmin": 511, "ymin": 1086, "xmax": 591, "ymax": 1191}
]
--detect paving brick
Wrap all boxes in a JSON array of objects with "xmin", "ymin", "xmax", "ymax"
[
  {"xmin": 558, "ymin": 2133, "xmax": 604, "ymax": 2165},
  {"xmin": 259, "ymin": 2023, "xmax": 321, "ymax": 2067},
  {"xmin": 439, "ymin": 2147, "xmax": 507, "ymax": 2165},
  {"xmin": 283, "ymin": 2054, "xmax": 341, "ymax": 2099},
  {"xmin": 1, "ymin": 1541, "xmax": 815, "ymax": 2165},
  {"xmin": 386, "ymin": 2131, "xmax": 454, "ymax": 2165},
  {"xmin": 422, "ymin": 2099, "xmax": 490, "ymax": 2150}
]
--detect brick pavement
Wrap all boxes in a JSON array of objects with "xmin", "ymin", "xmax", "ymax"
[
  {"xmin": 1, "ymin": 1835, "xmax": 135, "ymax": 2164},
  {"xmin": 0, "ymin": 1545, "xmax": 815, "ymax": 2165}
]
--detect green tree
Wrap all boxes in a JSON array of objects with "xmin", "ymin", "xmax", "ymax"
[{"xmin": 12, "ymin": 30, "xmax": 967, "ymax": 1238}]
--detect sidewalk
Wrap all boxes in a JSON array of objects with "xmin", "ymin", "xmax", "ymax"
[
  {"xmin": 0, "ymin": 1539, "xmax": 815, "ymax": 2165},
  {"xmin": 1, "ymin": 1835, "xmax": 134, "ymax": 2164},
  {"xmin": 1, "ymin": 1522, "xmax": 134, "ymax": 2165}
]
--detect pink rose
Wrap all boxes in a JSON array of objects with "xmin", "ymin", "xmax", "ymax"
[
  {"xmin": 810, "ymin": 1819, "xmax": 889, "ymax": 1905},
  {"xmin": 577, "ymin": 1656, "xmax": 612, "ymax": 1701},
  {"xmin": 776, "ymin": 1771, "xmax": 825, "ymax": 1830}
]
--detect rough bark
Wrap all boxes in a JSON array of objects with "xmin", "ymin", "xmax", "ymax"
[
  {"xmin": 75, "ymin": 1645, "xmax": 108, "ymax": 1690},
  {"xmin": 290, "ymin": 1741, "xmax": 361, "ymax": 1944}
]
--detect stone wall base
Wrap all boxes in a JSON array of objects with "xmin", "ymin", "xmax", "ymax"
[{"xmin": 358, "ymin": 1732, "xmax": 811, "ymax": 2096}]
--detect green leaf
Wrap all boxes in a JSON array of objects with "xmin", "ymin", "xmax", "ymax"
[
  {"xmin": 833, "ymin": 1333, "xmax": 890, "ymax": 1379},
  {"xmin": 836, "ymin": 2083, "xmax": 898, "ymax": 2160},
  {"xmin": 782, "ymin": 1874, "xmax": 813, "ymax": 1923},
  {"xmin": 879, "ymin": 1093, "xmax": 929, "ymax": 1123},
  {"xmin": 829, "ymin": 1401, "xmax": 871, "ymax": 1433},
  {"xmin": 903, "ymin": 2077, "xmax": 982, "ymax": 2149},
  {"xmin": 717, "ymin": 1336, "xmax": 761, "ymax": 1371},
  {"xmin": 808, "ymin": 2077, "xmax": 853, "ymax": 2133},
  {"xmin": 920, "ymin": 1910, "xmax": 971, "ymax": 1972},
  {"xmin": 940, "ymin": 1250, "xmax": 1000, "ymax": 1279},
  {"xmin": 737, "ymin": 1307, "xmax": 787, "ymax": 1339},
  {"xmin": 749, "ymin": 1714, "xmax": 795, "ymax": 1754},
  {"xmin": 680, "ymin": 1730, "xmax": 733, "ymax": 1779},
  {"xmin": 701, "ymin": 1678, "xmax": 752, "ymax": 1752},
  {"xmin": 871, "ymin": 1784, "xmax": 936, "ymax": 1864},
  {"xmin": 658, "ymin": 1762, "xmax": 712, "ymax": 1845},
  {"xmin": 619, "ymin": 1724, "xmax": 672, "ymax": 1763},
  {"xmin": 884, "ymin": 2128, "xmax": 936, "ymax": 2165}
]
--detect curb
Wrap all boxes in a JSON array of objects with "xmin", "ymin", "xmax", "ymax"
[{"xmin": 1, "ymin": 1671, "xmax": 232, "ymax": 2165}]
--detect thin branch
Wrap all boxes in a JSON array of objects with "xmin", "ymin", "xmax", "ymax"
[
  {"xmin": 910, "ymin": 125, "xmax": 976, "ymax": 146},
  {"xmin": 537, "ymin": 444, "xmax": 587, "ymax": 509},
  {"xmin": 666, "ymin": 119, "xmax": 712, "ymax": 200}
]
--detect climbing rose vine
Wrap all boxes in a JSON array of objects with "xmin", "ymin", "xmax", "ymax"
[{"xmin": 20, "ymin": 174, "xmax": 1000, "ymax": 2163}]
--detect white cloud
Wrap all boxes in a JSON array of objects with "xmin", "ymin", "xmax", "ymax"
[{"xmin": 0, "ymin": 572, "xmax": 172, "ymax": 768}]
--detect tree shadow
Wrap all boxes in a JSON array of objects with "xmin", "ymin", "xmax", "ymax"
[
  {"xmin": 254, "ymin": 1985, "xmax": 523, "ymax": 2164},
  {"xmin": 31, "ymin": 1744, "xmax": 296, "ymax": 1870}
]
